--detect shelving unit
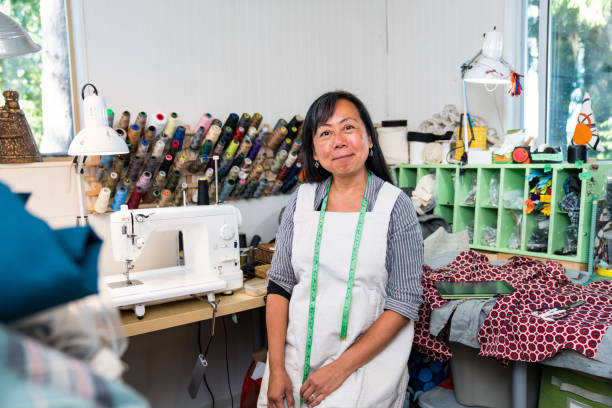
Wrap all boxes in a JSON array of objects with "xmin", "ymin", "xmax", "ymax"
[{"xmin": 393, "ymin": 163, "xmax": 611, "ymax": 263}]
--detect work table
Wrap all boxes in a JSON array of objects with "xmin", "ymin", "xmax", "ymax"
[{"xmin": 120, "ymin": 288, "xmax": 265, "ymax": 337}]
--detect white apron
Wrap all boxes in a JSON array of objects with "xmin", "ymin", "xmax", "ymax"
[{"xmin": 258, "ymin": 181, "xmax": 414, "ymax": 407}]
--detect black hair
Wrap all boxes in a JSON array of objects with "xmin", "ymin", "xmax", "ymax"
[{"xmin": 301, "ymin": 90, "xmax": 392, "ymax": 183}]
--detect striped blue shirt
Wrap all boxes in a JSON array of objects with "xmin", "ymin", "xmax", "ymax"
[{"xmin": 268, "ymin": 173, "xmax": 424, "ymax": 321}]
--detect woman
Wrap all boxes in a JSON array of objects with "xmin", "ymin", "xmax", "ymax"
[{"xmin": 258, "ymin": 91, "xmax": 423, "ymax": 407}]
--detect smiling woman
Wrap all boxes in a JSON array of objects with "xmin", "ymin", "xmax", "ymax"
[{"xmin": 260, "ymin": 91, "xmax": 424, "ymax": 408}]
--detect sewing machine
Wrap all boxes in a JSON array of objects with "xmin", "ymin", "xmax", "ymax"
[{"xmin": 103, "ymin": 204, "xmax": 243, "ymax": 318}]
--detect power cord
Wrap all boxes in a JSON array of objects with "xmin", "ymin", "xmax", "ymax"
[
  {"xmin": 198, "ymin": 320, "xmax": 216, "ymax": 408},
  {"xmin": 222, "ymin": 317, "xmax": 234, "ymax": 408}
]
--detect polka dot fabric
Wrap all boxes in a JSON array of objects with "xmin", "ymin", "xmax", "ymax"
[{"xmin": 413, "ymin": 250, "xmax": 612, "ymax": 363}]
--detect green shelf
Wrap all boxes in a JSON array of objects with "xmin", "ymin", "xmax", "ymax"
[{"xmin": 392, "ymin": 163, "xmax": 611, "ymax": 264}]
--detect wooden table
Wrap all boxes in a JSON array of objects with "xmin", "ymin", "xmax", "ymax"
[{"xmin": 120, "ymin": 288, "xmax": 266, "ymax": 337}]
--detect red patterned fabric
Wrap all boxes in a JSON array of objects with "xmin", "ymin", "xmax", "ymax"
[{"xmin": 414, "ymin": 250, "xmax": 612, "ymax": 363}]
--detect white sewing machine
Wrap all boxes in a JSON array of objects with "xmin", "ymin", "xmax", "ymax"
[{"xmin": 103, "ymin": 204, "xmax": 243, "ymax": 318}]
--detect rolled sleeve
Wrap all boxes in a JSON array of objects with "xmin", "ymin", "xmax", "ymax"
[
  {"xmin": 267, "ymin": 188, "xmax": 299, "ymax": 295},
  {"xmin": 384, "ymin": 191, "xmax": 424, "ymax": 321}
]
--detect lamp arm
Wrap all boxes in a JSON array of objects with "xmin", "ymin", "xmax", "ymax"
[{"xmin": 75, "ymin": 155, "xmax": 87, "ymax": 226}]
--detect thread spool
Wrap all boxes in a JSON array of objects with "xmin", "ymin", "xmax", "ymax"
[
  {"xmin": 253, "ymin": 179, "xmax": 268, "ymax": 198},
  {"xmin": 100, "ymin": 154, "xmax": 114, "ymax": 169},
  {"xmin": 159, "ymin": 189, "xmax": 173, "ymax": 207},
  {"xmin": 287, "ymin": 126, "xmax": 299, "ymax": 140},
  {"xmin": 172, "ymin": 126, "xmax": 186, "ymax": 151},
  {"xmin": 144, "ymin": 126, "xmax": 156, "ymax": 144},
  {"xmin": 118, "ymin": 111, "xmax": 130, "ymax": 132},
  {"xmin": 190, "ymin": 126, "xmax": 206, "ymax": 151},
  {"xmin": 237, "ymin": 113, "xmax": 251, "ymax": 131},
  {"xmin": 143, "ymin": 188, "xmax": 161, "ymax": 204},
  {"xmin": 276, "ymin": 165, "xmax": 291, "ymax": 182},
  {"xmin": 152, "ymin": 170, "xmax": 167, "ymax": 190},
  {"xmin": 104, "ymin": 171, "xmax": 119, "ymax": 192},
  {"xmin": 284, "ymin": 163, "xmax": 302, "ymax": 183},
  {"xmin": 115, "ymin": 128, "xmax": 126, "ymax": 141},
  {"xmin": 107, "ymin": 109, "xmax": 114, "ymax": 127},
  {"xmin": 174, "ymin": 154, "xmax": 187, "ymax": 172},
  {"xmin": 94, "ymin": 187, "xmax": 111, "ymax": 213},
  {"xmin": 283, "ymin": 151, "xmax": 298, "ymax": 168},
  {"xmin": 162, "ymin": 112, "xmax": 178, "ymax": 139},
  {"xmin": 287, "ymin": 114, "xmax": 304, "ymax": 131},
  {"xmin": 204, "ymin": 124, "xmax": 222, "ymax": 145},
  {"xmin": 200, "ymin": 140, "xmax": 213, "ymax": 156},
  {"xmin": 271, "ymin": 150, "xmax": 288, "ymax": 173},
  {"xmin": 159, "ymin": 154, "xmax": 174, "ymax": 174},
  {"xmin": 168, "ymin": 139, "xmax": 181, "ymax": 157},
  {"xmin": 232, "ymin": 177, "xmax": 248, "ymax": 198},
  {"xmin": 227, "ymin": 166, "xmax": 240, "ymax": 181},
  {"xmin": 247, "ymin": 140, "xmax": 262, "ymax": 161},
  {"xmin": 204, "ymin": 168, "xmax": 214, "ymax": 182},
  {"xmin": 134, "ymin": 112, "xmax": 147, "ymax": 134},
  {"xmin": 259, "ymin": 124, "xmax": 271, "ymax": 141},
  {"xmin": 219, "ymin": 179, "xmax": 236, "ymax": 202},
  {"xmin": 281, "ymin": 175, "xmax": 299, "ymax": 193},
  {"xmin": 120, "ymin": 178, "xmax": 132, "ymax": 192},
  {"xmin": 165, "ymin": 170, "xmax": 181, "ymax": 192},
  {"xmin": 248, "ymin": 164, "xmax": 264, "ymax": 182},
  {"xmin": 152, "ymin": 139, "xmax": 166, "ymax": 157},
  {"xmin": 274, "ymin": 118, "xmax": 287, "ymax": 131},
  {"xmin": 218, "ymin": 166, "xmax": 229, "ymax": 178},
  {"xmin": 126, "ymin": 156, "xmax": 145, "ymax": 181},
  {"xmin": 219, "ymin": 152, "xmax": 234, "ymax": 170},
  {"xmin": 270, "ymin": 180, "xmax": 283, "ymax": 195},
  {"xmin": 232, "ymin": 152, "xmax": 245, "ymax": 169},
  {"xmin": 127, "ymin": 186, "xmax": 144, "ymax": 209},
  {"xmin": 267, "ymin": 126, "xmax": 288, "ymax": 150},
  {"xmin": 237, "ymin": 135, "xmax": 253, "ymax": 157},
  {"xmin": 173, "ymin": 182, "xmax": 188, "ymax": 206},
  {"xmin": 214, "ymin": 126, "xmax": 234, "ymax": 155},
  {"xmin": 249, "ymin": 113, "xmax": 263, "ymax": 130},
  {"xmin": 241, "ymin": 157, "xmax": 253, "ymax": 173},
  {"xmin": 233, "ymin": 126, "xmax": 246, "ymax": 143},
  {"xmin": 188, "ymin": 154, "xmax": 209, "ymax": 173},
  {"xmin": 277, "ymin": 137, "xmax": 292, "ymax": 153},
  {"xmin": 197, "ymin": 177, "xmax": 209, "ymax": 205},
  {"xmin": 136, "ymin": 170, "xmax": 152, "ymax": 190},
  {"xmin": 137, "ymin": 139, "xmax": 149, "ymax": 156},
  {"xmin": 242, "ymin": 179, "xmax": 258, "ymax": 198},
  {"xmin": 143, "ymin": 156, "xmax": 159, "ymax": 174},
  {"xmin": 194, "ymin": 113, "xmax": 213, "ymax": 136},
  {"xmin": 111, "ymin": 186, "xmax": 128, "ymax": 211},
  {"xmin": 208, "ymin": 182, "xmax": 216, "ymax": 204},
  {"xmin": 150, "ymin": 113, "xmax": 167, "ymax": 137},
  {"xmin": 128, "ymin": 124, "xmax": 141, "ymax": 148},
  {"xmin": 111, "ymin": 156, "xmax": 125, "ymax": 175},
  {"xmin": 223, "ymin": 113, "xmax": 239, "ymax": 131},
  {"xmin": 289, "ymin": 138, "xmax": 302, "ymax": 155}
]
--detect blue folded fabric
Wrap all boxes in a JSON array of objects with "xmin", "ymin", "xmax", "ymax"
[{"xmin": 0, "ymin": 182, "xmax": 102, "ymax": 322}]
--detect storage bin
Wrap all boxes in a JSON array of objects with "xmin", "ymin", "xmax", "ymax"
[
  {"xmin": 455, "ymin": 126, "xmax": 487, "ymax": 161},
  {"xmin": 538, "ymin": 366, "xmax": 612, "ymax": 408},
  {"xmin": 378, "ymin": 120, "xmax": 408, "ymax": 164},
  {"xmin": 407, "ymin": 132, "xmax": 437, "ymax": 164},
  {"xmin": 244, "ymin": 278, "xmax": 267, "ymax": 297},
  {"xmin": 449, "ymin": 342, "xmax": 541, "ymax": 408}
]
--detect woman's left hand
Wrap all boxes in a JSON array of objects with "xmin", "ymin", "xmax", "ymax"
[{"xmin": 299, "ymin": 361, "xmax": 350, "ymax": 407}]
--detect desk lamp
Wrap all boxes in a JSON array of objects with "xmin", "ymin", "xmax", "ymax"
[
  {"xmin": 460, "ymin": 28, "xmax": 520, "ymax": 161},
  {"xmin": 0, "ymin": 11, "xmax": 42, "ymax": 163},
  {"xmin": 68, "ymin": 84, "xmax": 128, "ymax": 226}
]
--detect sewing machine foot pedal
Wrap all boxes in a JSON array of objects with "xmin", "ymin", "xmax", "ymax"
[{"xmin": 134, "ymin": 304, "xmax": 145, "ymax": 319}]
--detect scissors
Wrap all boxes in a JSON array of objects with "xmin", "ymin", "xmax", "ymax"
[{"xmin": 530, "ymin": 300, "xmax": 586, "ymax": 322}]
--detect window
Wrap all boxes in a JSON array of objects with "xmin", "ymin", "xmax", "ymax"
[
  {"xmin": 0, "ymin": 0, "xmax": 74, "ymax": 155},
  {"xmin": 525, "ymin": 0, "xmax": 612, "ymax": 159}
]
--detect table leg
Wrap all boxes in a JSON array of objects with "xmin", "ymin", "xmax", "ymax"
[{"xmin": 512, "ymin": 361, "xmax": 527, "ymax": 408}]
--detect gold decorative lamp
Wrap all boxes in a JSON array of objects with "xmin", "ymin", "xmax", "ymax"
[{"xmin": 0, "ymin": 10, "xmax": 42, "ymax": 164}]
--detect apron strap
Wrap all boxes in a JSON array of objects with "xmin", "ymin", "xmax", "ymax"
[
  {"xmin": 372, "ymin": 182, "xmax": 401, "ymax": 214},
  {"xmin": 295, "ymin": 183, "xmax": 317, "ymax": 214}
]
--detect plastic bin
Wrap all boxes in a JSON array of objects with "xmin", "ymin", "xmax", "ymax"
[
  {"xmin": 244, "ymin": 278, "xmax": 267, "ymax": 297},
  {"xmin": 449, "ymin": 342, "xmax": 540, "ymax": 408}
]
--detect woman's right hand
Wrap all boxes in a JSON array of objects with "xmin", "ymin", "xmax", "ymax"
[{"xmin": 268, "ymin": 368, "xmax": 295, "ymax": 408}]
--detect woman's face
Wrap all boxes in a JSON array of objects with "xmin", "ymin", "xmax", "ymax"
[{"xmin": 312, "ymin": 99, "xmax": 372, "ymax": 178}]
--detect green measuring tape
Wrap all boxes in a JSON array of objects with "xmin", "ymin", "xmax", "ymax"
[{"xmin": 302, "ymin": 172, "xmax": 370, "ymax": 384}]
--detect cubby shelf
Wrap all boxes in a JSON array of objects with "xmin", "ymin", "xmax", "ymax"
[{"xmin": 392, "ymin": 163, "xmax": 610, "ymax": 264}]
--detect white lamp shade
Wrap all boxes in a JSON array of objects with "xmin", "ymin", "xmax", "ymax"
[
  {"xmin": 462, "ymin": 30, "xmax": 513, "ymax": 84},
  {"xmin": 68, "ymin": 88, "xmax": 128, "ymax": 156},
  {"xmin": 0, "ymin": 11, "xmax": 41, "ymax": 58}
]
